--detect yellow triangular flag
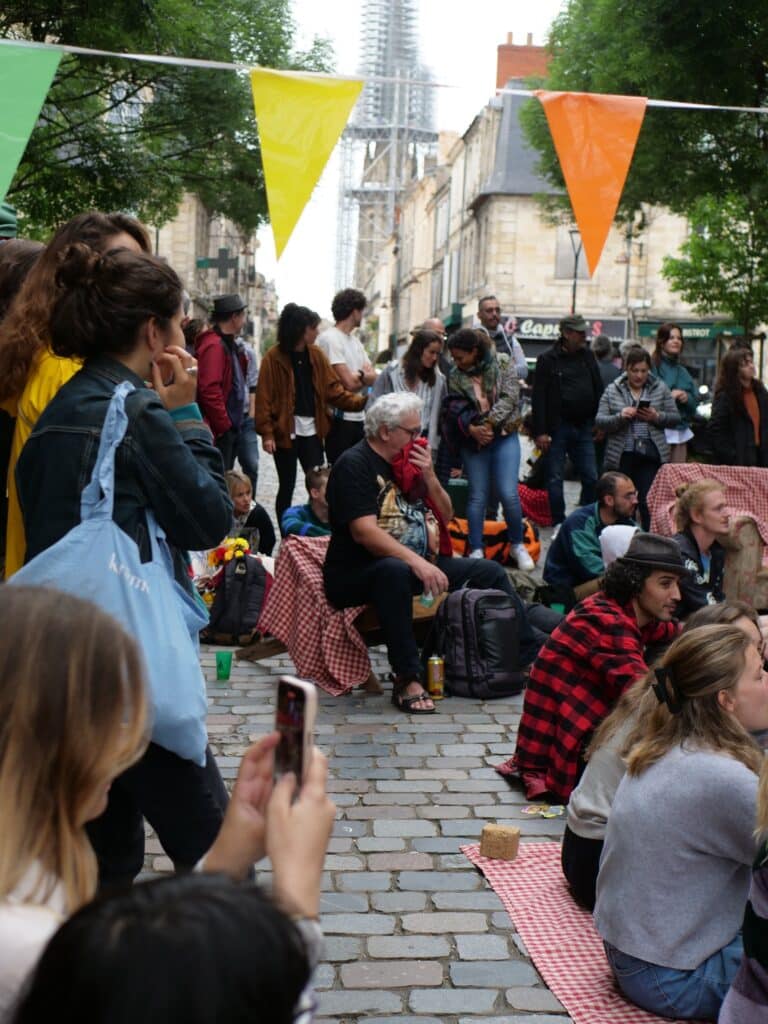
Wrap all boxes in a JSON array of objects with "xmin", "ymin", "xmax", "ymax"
[{"xmin": 250, "ymin": 68, "xmax": 363, "ymax": 258}]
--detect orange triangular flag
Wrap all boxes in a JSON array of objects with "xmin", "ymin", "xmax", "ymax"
[{"xmin": 536, "ymin": 91, "xmax": 648, "ymax": 276}]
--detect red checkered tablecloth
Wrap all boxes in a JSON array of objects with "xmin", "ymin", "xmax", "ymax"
[
  {"xmin": 648, "ymin": 463, "xmax": 768, "ymax": 548},
  {"xmin": 462, "ymin": 841, "xmax": 701, "ymax": 1024},
  {"xmin": 257, "ymin": 535, "xmax": 371, "ymax": 695}
]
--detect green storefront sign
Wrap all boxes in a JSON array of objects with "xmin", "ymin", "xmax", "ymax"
[{"xmin": 637, "ymin": 321, "xmax": 744, "ymax": 342}]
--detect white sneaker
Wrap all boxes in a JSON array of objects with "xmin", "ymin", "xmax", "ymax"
[
  {"xmin": 469, "ymin": 548, "xmax": 484, "ymax": 559},
  {"xmin": 513, "ymin": 543, "xmax": 535, "ymax": 572},
  {"xmin": 551, "ymin": 524, "xmax": 561, "ymax": 541}
]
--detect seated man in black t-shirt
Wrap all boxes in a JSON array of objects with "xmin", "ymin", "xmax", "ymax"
[{"xmin": 323, "ymin": 392, "xmax": 547, "ymax": 714}]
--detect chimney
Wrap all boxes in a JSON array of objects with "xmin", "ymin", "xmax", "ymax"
[
  {"xmin": 496, "ymin": 33, "xmax": 549, "ymax": 90},
  {"xmin": 527, "ymin": 32, "xmax": 533, "ymax": 45}
]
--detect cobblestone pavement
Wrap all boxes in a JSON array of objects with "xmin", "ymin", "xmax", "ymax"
[{"xmin": 147, "ymin": 451, "xmax": 580, "ymax": 1023}]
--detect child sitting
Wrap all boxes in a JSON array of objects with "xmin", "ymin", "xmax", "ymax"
[
  {"xmin": 281, "ymin": 465, "xmax": 331, "ymax": 538},
  {"xmin": 225, "ymin": 470, "xmax": 276, "ymax": 556}
]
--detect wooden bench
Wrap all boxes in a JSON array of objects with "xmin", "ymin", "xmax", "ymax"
[{"xmin": 236, "ymin": 593, "xmax": 445, "ymax": 663}]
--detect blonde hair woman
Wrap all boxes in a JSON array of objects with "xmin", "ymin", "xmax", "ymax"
[
  {"xmin": 0, "ymin": 586, "xmax": 336, "ymax": 1018},
  {"xmin": 594, "ymin": 623, "xmax": 768, "ymax": 1020},
  {"xmin": 671, "ymin": 479, "xmax": 729, "ymax": 619}
]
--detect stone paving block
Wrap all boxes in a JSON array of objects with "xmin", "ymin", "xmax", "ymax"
[
  {"xmin": 326, "ymin": 838, "xmax": 354, "ymax": 853},
  {"xmin": 433, "ymin": 890, "xmax": 503, "ymax": 910},
  {"xmin": 329, "ymin": 793, "xmax": 359, "ymax": 806},
  {"xmin": 436, "ymin": 853, "xmax": 477, "ymax": 869},
  {"xmin": 373, "ymin": 819, "xmax": 437, "ymax": 837},
  {"xmin": 319, "ymin": 893, "xmax": 369, "ymax": 914},
  {"xmin": 467, "ymin": 723, "xmax": 508, "ymax": 733},
  {"xmin": 440, "ymin": 820, "xmax": 485, "ymax": 837},
  {"xmin": 376, "ymin": 780, "xmax": 443, "ymax": 793},
  {"xmin": 363, "ymin": 792, "xmax": 427, "ymax": 805},
  {"xmin": 368, "ymin": 1018, "xmax": 443, "ymax": 1024},
  {"xmin": 450, "ymin": 961, "xmax": 539, "ymax": 987},
  {"xmin": 440, "ymin": 743, "xmax": 488, "ymax": 757},
  {"xmin": 371, "ymin": 891, "xmax": 428, "ymax": 912},
  {"xmin": 368, "ymin": 935, "xmax": 451, "ymax": 959},
  {"xmin": 334, "ymin": 744, "xmax": 391, "ymax": 756},
  {"xmin": 396, "ymin": 744, "xmax": 438, "ymax": 756},
  {"xmin": 321, "ymin": 913, "xmax": 396, "ymax": 935},
  {"xmin": 405, "ymin": 769, "xmax": 468, "ymax": 780},
  {"xmin": 456, "ymin": 934, "xmax": 510, "ymax": 960},
  {"xmin": 409, "ymin": 989, "xmax": 498, "ymax": 1013},
  {"xmin": 412, "ymin": 838, "xmax": 463, "ymax": 854},
  {"xmin": 327, "ymin": 779, "xmax": 370, "ymax": 793},
  {"xmin": 341, "ymin": 961, "xmax": 443, "ymax": 988},
  {"xmin": 368, "ymin": 852, "xmax": 433, "ymax": 871},
  {"xmin": 426, "ymin": 756, "xmax": 484, "ymax": 769},
  {"xmin": 398, "ymin": 870, "xmax": 481, "ymax": 891},
  {"xmin": 356, "ymin": 837, "xmax": 406, "ymax": 852},
  {"xmin": 332, "ymin": 820, "xmax": 367, "ymax": 837},
  {"xmin": 492, "ymin": 910, "xmax": 514, "ymax": 929},
  {"xmin": 376, "ymin": 757, "xmax": 424, "ymax": 768},
  {"xmin": 328, "ymin": 757, "xmax": 375, "ymax": 770},
  {"xmin": 317, "ymin": 990, "xmax": 402, "ymax": 1016},
  {"xmin": 346, "ymin": 805, "xmax": 417, "ymax": 820},
  {"xmin": 446, "ymin": 779, "xmax": 509, "ymax": 792},
  {"xmin": 338, "ymin": 767, "xmax": 400, "ymax": 780},
  {"xmin": 402, "ymin": 912, "xmax": 487, "ymax": 933},
  {"xmin": 505, "ymin": 988, "xmax": 565, "ymax": 1012},
  {"xmin": 337, "ymin": 871, "xmax": 392, "ymax": 891},
  {"xmin": 417, "ymin": 805, "xmax": 470, "ymax": 819},
  {"xmin": 323, "ymin": 854, "xmax": 365, "ymax": 870},
  {"xmin": 323, "ymin": 936, "xmax": 363, "ymax": 961},
  {"xmin": 434, "ymin": 792, "xmax": 488, "ymax": 805},
  {"xmin": 312, "ymin": 963, "xmax": 335, "ymax": 989}
]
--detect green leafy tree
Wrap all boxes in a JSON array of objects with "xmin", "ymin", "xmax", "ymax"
[
  {"xmin": 662, "ymin": 193, "xmax": 768, "ymax": 335},
  {"xmin": 520, "ymin": 0, "xmax": 768, "ymax": 222},
  {"xmin": 2, "ymin": 0, "xmax": 333, "ymax": 234}
]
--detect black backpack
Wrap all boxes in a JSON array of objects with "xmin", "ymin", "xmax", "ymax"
[
  {"xmin": 202, "ymin": 554, "xmax": 269, "ymax": 645},
  {"xmin": 423, "ymin": 588, "xmax": 525, "ymax": 699}
]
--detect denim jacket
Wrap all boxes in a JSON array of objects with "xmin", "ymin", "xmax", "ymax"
[{"xmin": 16, "ymin": 356, "xmax": 232, "ymax": 591}]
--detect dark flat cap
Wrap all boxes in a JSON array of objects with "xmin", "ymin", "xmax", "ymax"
[
  {"xmin": 617, "ymin": 532, "xmax": 688, "ymax": 576},
  {"xmin": 560, "ymin": 314, "xmax": 588, "ymax": 333}
]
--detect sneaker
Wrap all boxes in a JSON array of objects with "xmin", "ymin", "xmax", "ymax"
[
  {"xmin": 469, "ymin": 548, "xmax": 484, "ymax": 559},
  {"xmin": 513, "ymin": 543, "xmax": 535, "ymax": 572},
  {"xmin": 551, "ymin": 524, "xmax": 561, "ymax": 541}
]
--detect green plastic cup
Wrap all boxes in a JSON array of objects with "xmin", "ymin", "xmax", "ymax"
[
  {"xmin": 551, "ymin": 602, "xmax": 566, "ymax": 615},
  {"xmin": 215, "ymin": 651, "xmax": 233, "ymax": 681}
]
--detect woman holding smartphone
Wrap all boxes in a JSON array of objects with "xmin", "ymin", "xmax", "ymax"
[{"xmin": 596, "ymin": 346, "xmax": 679, "ymax": 529}]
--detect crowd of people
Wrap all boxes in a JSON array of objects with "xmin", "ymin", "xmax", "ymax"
[{"xmin": 2, "ymin": 207, "xmax": 768, "ymax": 1022}]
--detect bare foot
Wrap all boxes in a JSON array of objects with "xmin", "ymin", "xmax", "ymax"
[{"xmin": 359, "ymin": 671, "xmax": 383, "ymax": 694}]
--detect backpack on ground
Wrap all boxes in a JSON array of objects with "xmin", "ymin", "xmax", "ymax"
[
  {"xmin": 202, "ymin": 554, "xmax": 270, "ymax": 645},
  {"xmin": 422, "ymin": 588, "xmax": 525, "ymax": 699}
]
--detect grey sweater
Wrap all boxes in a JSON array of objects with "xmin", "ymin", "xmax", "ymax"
[
  {"xmin": 594, "ymin": 745, "xmax": 758, "ymax": 970},
  {"xmin": 595, "ymin": 373, "xmax": 679, "ymax": 469}
]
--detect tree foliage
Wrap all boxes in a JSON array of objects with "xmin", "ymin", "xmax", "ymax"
[
  {"xmin": 2, "ymin": 0, "xmax": 333, "ymax": 234},
  {"xmin": 521, "ymin": 0, "xmax": 768, "ymax": 223},
  {"xmin": 662, "ymin": 193, "xmax": 768, "ymax": 336}
]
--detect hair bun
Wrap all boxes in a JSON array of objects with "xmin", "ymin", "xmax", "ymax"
[
  {"xmin": 675, "ymin": 482, "xmax": 691, "ymax": 498},
  {"xmin": 55, "ymin": 242, "xmax": 105, "ymax": 291}
]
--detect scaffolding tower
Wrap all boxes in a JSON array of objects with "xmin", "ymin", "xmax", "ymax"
[{"xmin": 335, "ymin": 0, "xmax": 437, "ymax": 296}]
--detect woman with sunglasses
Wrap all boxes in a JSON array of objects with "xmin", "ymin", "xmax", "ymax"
[{"xmin": 594, "ymin": 622, "xmax": 768, "ymax": 1020}]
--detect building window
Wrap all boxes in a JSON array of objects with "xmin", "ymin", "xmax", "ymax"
[{"xmin": 555, "ymin": 227, "xmax": 590, "ymax": 280}]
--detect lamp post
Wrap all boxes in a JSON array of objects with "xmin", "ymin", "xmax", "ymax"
[{"xmin": 568, "ymin": 228, "xmax": 583, "ymax": 315}]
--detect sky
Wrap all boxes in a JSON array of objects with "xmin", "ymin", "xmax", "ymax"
[{"xmin": 255, "ymin": 0, "xmax": 566, "ymax": 320}]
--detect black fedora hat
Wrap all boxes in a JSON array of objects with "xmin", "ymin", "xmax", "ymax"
[
  {"xmin": 617, "ymin": 533, "xmax": 688, "ymax": 576},
  {"xmin": 212, "ymin": 293, "xmax": 246, "ymax": 316}
]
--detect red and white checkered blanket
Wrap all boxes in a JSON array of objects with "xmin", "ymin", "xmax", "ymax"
[
  {"xmin": 462, "ymin": 841, "xmax": 701, "ymax": 1024},
  {"xmin": 648, "ymin": 463, "xmax": 768, "ymax": 548},
  {"xmin": 257, "ymin": 535, "xmax": 371, "ymax": 695}
]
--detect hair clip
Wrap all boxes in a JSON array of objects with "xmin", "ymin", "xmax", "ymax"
[{"xmin": 652, "ymin": 665, "xmax": 683, "ymax": 715}]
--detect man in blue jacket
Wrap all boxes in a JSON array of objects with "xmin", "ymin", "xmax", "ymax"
[{"xmin": 543, "ymin": 471, "xmax": 638, "ymax": 589}]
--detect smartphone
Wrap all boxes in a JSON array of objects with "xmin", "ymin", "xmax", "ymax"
[
  {"xmin": 637, "ymin": 399, "xmax": 651, "ymax": 409},
  {"xmin": 274, "ymin": 676, "xmax": 318, "ymax": 786}
]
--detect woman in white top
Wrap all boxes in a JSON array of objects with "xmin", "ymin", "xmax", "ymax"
[
  {"xmin": 0, "ymin": 587, "xmax": 335, "ymax": 1020},
  {"xmin": 594, "ymin": 621, "xmax": 768, "ymax": 1020},
  {"xmin": 370, "ymin": 328, "xmax": 446, "ymax": 453}
]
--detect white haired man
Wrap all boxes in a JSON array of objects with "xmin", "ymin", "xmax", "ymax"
[{"xmin": 323, "ymin": 392, "xmax": 548, "ymax": 714}]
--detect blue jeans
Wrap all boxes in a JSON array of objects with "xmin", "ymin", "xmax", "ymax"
[
  {"xmin": 461, "ymin": 433, "xmax": 523, "ymax": 550},
  {"xmin": 604, "ymin": 936, "xmax": 743, "ymax": 1021},
  {"xmin": 546, "ymin": 421, "xmax": 598, "ymax": 525},
  {"xmin": 236, "ymin": 415, "xmax": 260, "ymax": 492}
]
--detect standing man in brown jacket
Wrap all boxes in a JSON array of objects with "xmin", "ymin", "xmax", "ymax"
[{"xmin": 254, "ymin": 303, "xmax": 366, "ymax": 528}]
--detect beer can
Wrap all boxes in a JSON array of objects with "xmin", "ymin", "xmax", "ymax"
[{"xmin": 427, "ymin": 656, "xmax": 445, "ymax": 700}]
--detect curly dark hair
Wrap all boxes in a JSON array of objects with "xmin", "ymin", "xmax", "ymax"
[
  {"xmin": 331, "ymin": 288, "xmax": 366, "ymax": 322},
  {"xmin": 276, "ymin": 303, "xmax": 315, "ymax": 353},
  {"xmin": 601, "ymin": 560, "xmax": 655, "ymax": 605}
]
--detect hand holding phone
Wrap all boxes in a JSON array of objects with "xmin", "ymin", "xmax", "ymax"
[{"xmin": 637, "ymin": 399, "xmax": 651, "ymax": 409}]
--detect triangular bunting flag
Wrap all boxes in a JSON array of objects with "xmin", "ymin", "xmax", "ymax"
[
  {"xmin": 536, "ymin": 91, "xmax": 648, "ymax": 276},
  {"xmin": 250, "ymin": 68, "xmax": 363, "ymax": 259},
  {"xmin": 0, "ymin": 44, "xmax": 61, "ymax": 205}
]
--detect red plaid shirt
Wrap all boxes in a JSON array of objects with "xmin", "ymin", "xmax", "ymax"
[{"xmin": 508, "ymin": 592, "xmax": 679, "ymax": 802}]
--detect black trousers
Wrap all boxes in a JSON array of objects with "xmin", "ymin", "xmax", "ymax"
[
  {"xmin": 325, "ymin": 418, "xmax": 364, "ymax": 467},
  {"xmin": 325, "ymin": 554, "xmax": 547, "ymax": 680},
  {"xmin": 561, "ymin": 824, "xmax": 604, "ymax": 911},
  {"xmin": 618, "ymin": 450, "xmax": 661, "ymax": 531},
  {"xmin": 273, "ymin": 435, "xmax": 325, "ymax": 530},
  {"xmin": 86, "ymin": 743, "xmax": 229, "ymax": 887}
]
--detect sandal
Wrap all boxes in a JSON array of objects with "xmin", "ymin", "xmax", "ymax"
[{"xmin": 391, "ymin": 682, "xmax": 437, "ymax": 715}]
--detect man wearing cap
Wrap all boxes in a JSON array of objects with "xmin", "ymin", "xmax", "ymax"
[
  {"xmin": 477, "ymin": 295, "xmax": 528, "ymax": 380},
  {"xmin": 195, "ymin": 294, "xmax": 249, "ymax": 470},
  {"xmin": 498, "ymin": 532, "xmax": 686, "ymax": 802},
  {"xmin": 532, "ymin": 315, "xmax": 603, "ymax": 533}
]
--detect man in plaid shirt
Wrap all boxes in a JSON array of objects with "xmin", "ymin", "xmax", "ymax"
[{"xmin": 498, "ymin": 533, "xmax": 688, "ymax": 802}]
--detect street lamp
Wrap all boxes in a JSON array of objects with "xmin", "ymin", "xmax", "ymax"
[{"xmin": 568, "ymin": 228, "xmax": 583, "ymax": 315}]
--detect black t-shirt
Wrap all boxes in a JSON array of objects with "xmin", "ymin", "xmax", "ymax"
[
  {"xmin": 557, "ymin": 348, "xmax": 599, "ymax": 425},
  {"xmin": 291, "ymin": 350, "xmax": 315, "ymax": 417},
  {"xmin": 325, "ymin": 439, "xmax": 392, "ymax": 573}
]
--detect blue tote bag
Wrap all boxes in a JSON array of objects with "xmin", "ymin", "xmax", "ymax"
[{"xmin": 11, "ymin": 381, "xmax": 209, "ymax": 766}]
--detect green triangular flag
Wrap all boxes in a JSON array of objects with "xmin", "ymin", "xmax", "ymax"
[{"xmin": 0, "ymin": 42, "xmax": 61, "ymax": 205}]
